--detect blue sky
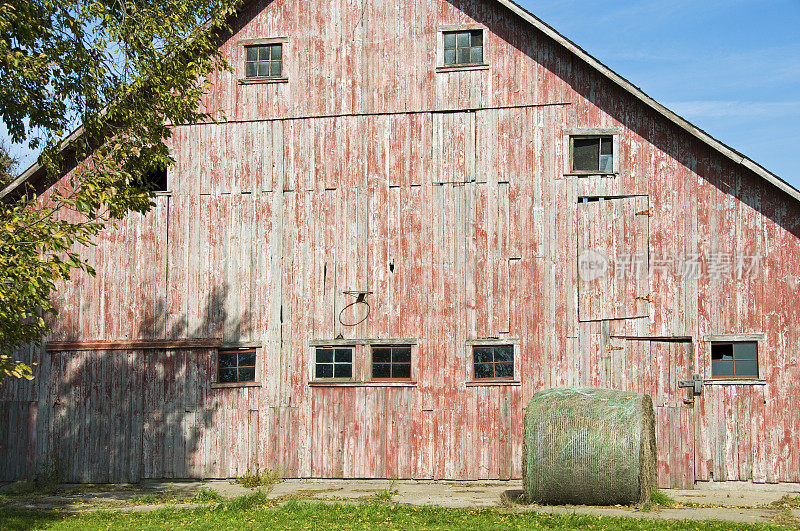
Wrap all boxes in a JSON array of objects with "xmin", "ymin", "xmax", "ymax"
[
  {"xmin": 517, "ymin": 0, "xmax": 800, "ymax": 186},
  {"xmin": 5, "ymin": 1, "xmax": 799, "ymax": 188}
]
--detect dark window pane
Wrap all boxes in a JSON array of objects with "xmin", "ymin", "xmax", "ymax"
[
  {"xmin": 258, "ymin": 62, "xmax": 270, "ymax": 77},
  {"xmin": 335, "ymin": 348, "xmax": 352, "ymax": 363},
  {"xmin": 245, "ymin": 62, "xmax": 257, "ymax": 78},
  {"xmin": 711, "ymin": 344, "xmax": 734, "ymax": 361},
  {"xmin": 735, "ymin": 360, "xmax": 758, "ymax": 377},
  {"xmin": 238, "ymin": 351, "xmax": 256, "ymax": 367},
  {"xmin": 734, "ymin": 342, "xmax": 758, "ymax": 360},
  {"xmin": 573, "ymin": 138, "xmax": 599, "ymax": 171},
  {"xmin": 271, "ymin": 44, "xmax": 282, "ymax": 60},
  {"xmin": 219, "ymin": 368, "xmax": 237, "ymax": 383},
  {"xmin": 474, "ymin": 347, "xmax": 493, "ymax": 364},
  {"xmin": 495, "ymin": 363, "xmax": 514, "ymax": 378},
  {"xmin": 373, "ymin": 364, "xmax": 391, "ymax": 379},
  {"xmin": 474, "ymin": 363, "xmax": 493, "ymax": 379},
  {"xmin": 737, "ymin": 359, "xmax": 759, "ymax": 377},
  {"xmin": 271, "ymin": 61, "xmax": 282, "ymax": 77},
  {"xmin": 444, "ymin": 49, "xmax": 457, "ymax": 65},
  {"xmin": 457, "ymin": 48, "xmax": 470, "ymax": 64},
  {"xmin": 258, "ymin": 45, "xmax": 269, "ymax": 60},
  {"xmin": 316, "ymin": 348, "xmax": 333, "ymax": 363},
  {"xmin": 443, "ymin": 32, "xmax": 456, "ymax": 50},
  {"xmin": 246, "ymin": 46, "xmax": 258, "ymax": 61},
  {"xmin": 494, "ymin": 345, "xmax": 514, "ymax": 363},
  {"xmin": 471, "ymin": 47, "xmax": 483, "ymax": 64},
  {"xmin": 471, "ymin": 30, "xmax": 483, "ymax": 47},
  {"xmin": 373, "ymin": 348, "xmax": 391, "ymax": 364},
  {"xmin": 393, "ymin": 347, "xmax": 412, "ymax": 363},
  {"xmin": 238, "ymin": 367, "xmax": 256, "ymax": 382},
  {"xmin": 457, "ymin": 32, "xmax": 470, "ymax": 48},
  {"xmin": 600, "ymin": 136, "xmax": 613, "ymax": 155},
  {"xmin": 712, "ymin": 359, "xmax": 735, "ymax": 377},
  {"xmin": 219, "ymin": 353, "xmax": 237, "ymax": 368},
  {"xmin": 334, "ymin": 363, "xmax": 352, "ymax": 378},
  {"xmin": 316, "ymin": 363, "xmax": 333, "ymax": 378},
  {"xmin": 392, "ymin": 363, "xmax": 411, "ymax": 379}
]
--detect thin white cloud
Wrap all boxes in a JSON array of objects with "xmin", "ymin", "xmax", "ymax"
[{"xmin": 666, "ymin": 100, "xmax": 800, "ymax": 119}]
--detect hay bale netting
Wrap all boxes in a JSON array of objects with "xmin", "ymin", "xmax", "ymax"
[{"xmin": 522, "ymin": 387, "xmax": 656, "ymax": 506}]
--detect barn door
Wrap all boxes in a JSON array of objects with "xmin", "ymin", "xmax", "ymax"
[
  {"xmin": 577, "ymin": 196, "xmax": 649, "ymax": 321},
  {"xmin": 620, "ymin": 339, "xmax": 696, "ymax": 488}
]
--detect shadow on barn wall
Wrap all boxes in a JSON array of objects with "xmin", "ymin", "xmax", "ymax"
[{"xmin": 1, "ymin": 284, "xmax": 254, "ymax": 483}]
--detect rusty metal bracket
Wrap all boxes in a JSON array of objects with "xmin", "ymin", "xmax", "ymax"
[
  {"xmin": 678, "ymin": 374, "xmax": 703, "ymax": 397},
  {"xmin": 635, "ymin": 209, "xmax": 653, "ymax": 217},
  {"xmin": 635, "ymin": 294, "xmax": 651, "ymax": 303},
  {"xmin": 605, "ymin": 344, "xmax": 624, "ymax": 352}
]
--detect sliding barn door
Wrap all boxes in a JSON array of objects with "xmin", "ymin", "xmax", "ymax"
[{"xmin": 577, "ymin": 196, "xmax": 650, "ymax": 321}]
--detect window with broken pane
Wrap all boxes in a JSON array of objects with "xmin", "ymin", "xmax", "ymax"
[
  {"xmin": 473, "ymin": 345, "xmax": 514, "ymax": 379},
  {"xmin": 711, "ymin": 342, "xmax": 758, "ymax": 378},
  {"xmin": 315, "ymin": 347, "xmax": 353, "ymax": 379},
  {"xmin": 245, "ymin": 44, "xmax": 283, "ymax": 78},
  {"xmin": 443, "ymin": 30, "xmax": 484, "ymax": 66},
  {"xmin": 572, "ymin": 136, "xmax": 614, "ymax": 173},
  {"xmin": 371, "ymin": 346, "xmax": 412, "ymax": 380},
  {"xmin": 218, "ymin": 348, "xmax": 257, "ymax": 383}
]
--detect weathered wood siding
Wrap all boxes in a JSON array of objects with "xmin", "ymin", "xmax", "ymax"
[{"xmin": 2, "ymin": 0, "xmax": 800, "ymax": 485}]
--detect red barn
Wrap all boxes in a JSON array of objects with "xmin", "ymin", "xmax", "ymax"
[{"xmin": 2, "ymin": 0, "xmax": 799, "ymax": 488}]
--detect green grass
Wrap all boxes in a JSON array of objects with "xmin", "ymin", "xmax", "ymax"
[
  {"xmin": 0, "ymin": 499, "xmax": 789, "ymax": 530},
  {"xmin": 231, "ymin": 468, "xmax": 282, "ymax": 490}
]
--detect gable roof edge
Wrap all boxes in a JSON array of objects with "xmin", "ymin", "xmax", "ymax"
[{"xmin": 495, "ymin": 0, "xmax": 800, "ymax": 203}]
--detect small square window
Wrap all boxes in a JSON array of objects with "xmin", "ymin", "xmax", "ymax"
[
  {"xmin": 315, "ymin": 346, "xmax": 353, "ymax": 379},
  {"xmin": 218, "ymin": 348, "xmax": 257, "ymax": 383},
  {"xmin": 443, "ymin": 30, "xmax": 484, "ymax": 66},
  {"xmin": 711, "ymin": 342, "xmax": 758, "ymax": 378},
  {"xmin": 371, "ymin": 346, "xmax": 412, "ymax": 381},
  {"xmin": 571, "ymin": 136, "xmax": 614, "ymax": 173},
  {"xmin": 245, "ymin": 44, "xmax": 283, "ymax": 79},
  {"xmin": 473, "ymin": 345, "xmax": 514, "ymax": 380}
]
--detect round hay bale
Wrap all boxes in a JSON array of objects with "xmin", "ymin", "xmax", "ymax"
[{"xmin": 522, "ymin": 387, "xmax": 656, "ymax": 506}]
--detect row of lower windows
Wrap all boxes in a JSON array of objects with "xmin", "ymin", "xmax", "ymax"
[{"xmin": 218, "ymin": 341, "xmax": 759, "ymax": 384}]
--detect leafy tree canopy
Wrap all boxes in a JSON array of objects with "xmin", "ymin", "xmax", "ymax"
[{"xmin": 0, "ymin": 0, "xmax": 238, "ymax": 383}]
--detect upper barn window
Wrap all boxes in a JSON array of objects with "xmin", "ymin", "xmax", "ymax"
[
  {"xmin": 245, "ymin": 43, "xmax": 283, "ymax": 78},
  {"xmin": 571, "ymin": 135, "xmax": 614, "ymax": 173},
  {"xmin": 711, "ymin": 342, "xmax": 759, "ymax": 378},
  {"xmin": 443, "ymin": 30, "xmax": 484, "ymax": 66}
]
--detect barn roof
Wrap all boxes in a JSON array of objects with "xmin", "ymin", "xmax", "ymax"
[{"xmin": 3, "ymin": 0, "xmax": 798, "ymax": 203}]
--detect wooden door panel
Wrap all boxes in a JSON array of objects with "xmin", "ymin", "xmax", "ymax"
[
  {"xmin": 620, "ymin": 339, "xmax": 695, "ymax": 488},
  {"xmin": 578, "ymin": 196, "xmax": 649, "ymax": 321}
]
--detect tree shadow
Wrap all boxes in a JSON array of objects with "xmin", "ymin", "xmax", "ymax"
[{"xmin": 0, "ymin": 283, "xmax": 253, "ymax": 483}]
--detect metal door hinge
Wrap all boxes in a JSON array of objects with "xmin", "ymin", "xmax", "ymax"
[
  {"xmin": 635, "ymin": 209, "xmax": 653, "ymax": 217},
  {"xmin": 605, "ymin": 345, "xmax": 624, "ymax": 352},
  {"xmin": 678, "ymin": 374, "xmax": 703, "ymax": 397},
  {"xmin": 635, "ymin": 294, "xmax": 651, "ymax": 303}
]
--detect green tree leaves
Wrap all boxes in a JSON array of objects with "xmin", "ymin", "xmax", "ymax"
[{"xmin": 0, "ymin": 0, "xmax": 239, "ymax": 383}]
